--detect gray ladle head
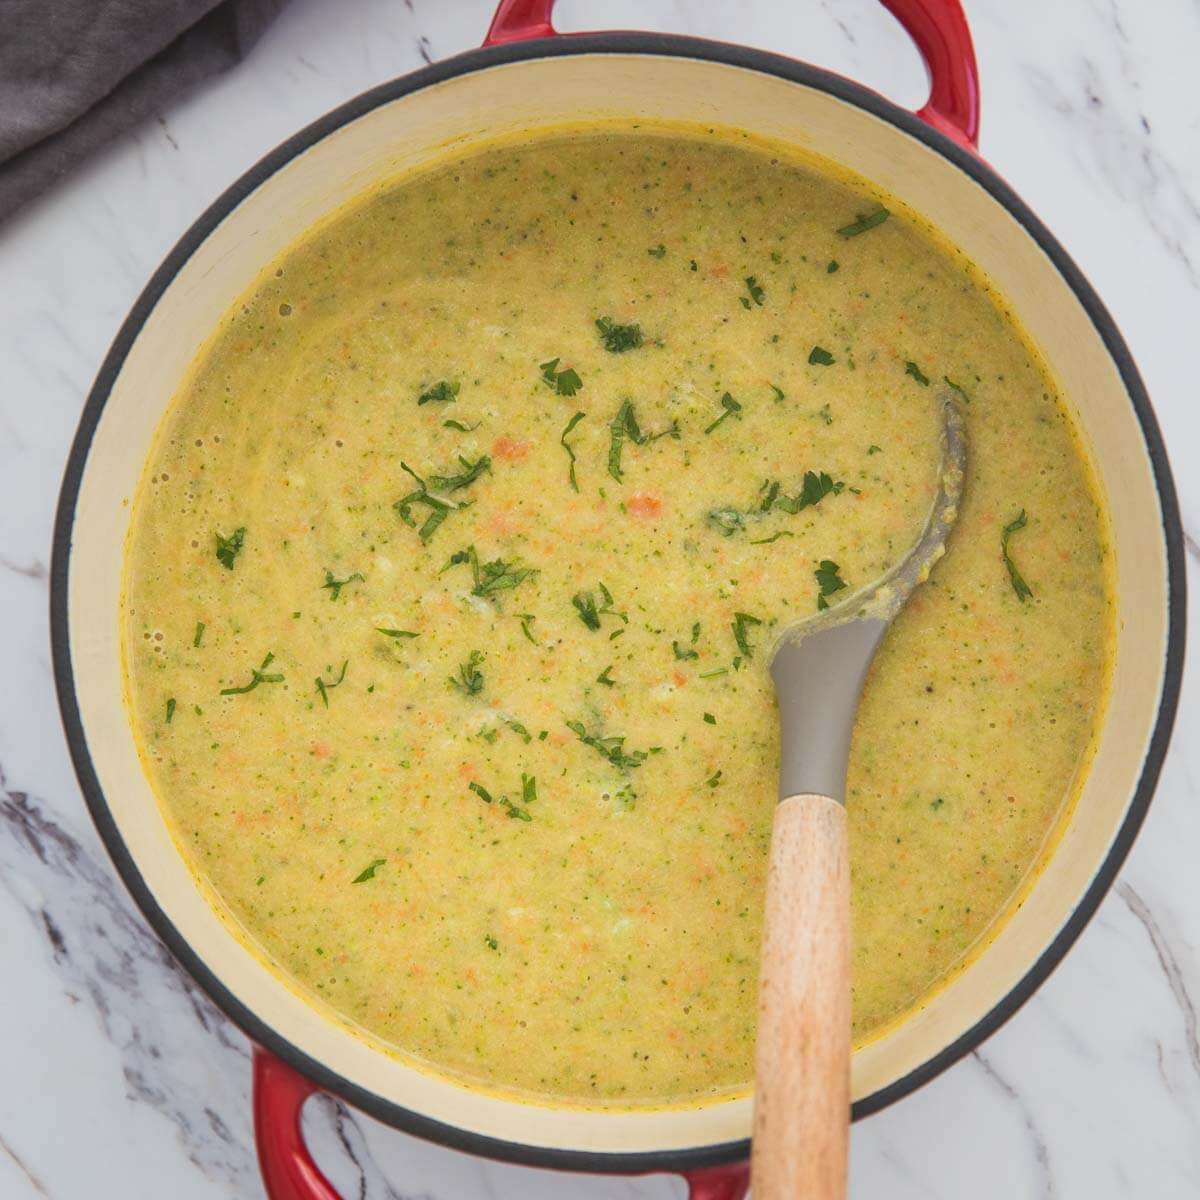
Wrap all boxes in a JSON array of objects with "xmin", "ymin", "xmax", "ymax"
[{"xmin": 770, "ymin": 399, "xmax": 967, "ymax": 803}]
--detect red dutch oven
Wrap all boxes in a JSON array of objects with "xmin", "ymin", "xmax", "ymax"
[{"xmin": 51, "ymin": 1, "xmax": 1185, "ymax": 1197}]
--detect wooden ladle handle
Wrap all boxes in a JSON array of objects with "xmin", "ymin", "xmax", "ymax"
[{"xmin": 751, "ymin": 792, "xmax": 851, "ymax": 1200}]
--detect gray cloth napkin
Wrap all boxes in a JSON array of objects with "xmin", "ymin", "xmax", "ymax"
[{"xmin": 0, "ymin": 0, "xmax": 290, "ymax": 222}]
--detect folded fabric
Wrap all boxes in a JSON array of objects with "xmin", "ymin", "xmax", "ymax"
[{"xmin": 0, "ymin": 0, "xmax": 289, "ymax": 223}]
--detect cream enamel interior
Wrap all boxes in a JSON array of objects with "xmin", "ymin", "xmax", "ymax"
[{"xmin": 65, "ymin": 53, "xmax": 1169, "ymax": 1155}]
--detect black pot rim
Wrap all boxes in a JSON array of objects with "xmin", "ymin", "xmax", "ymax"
[{"xmin": 50, "ymin": 29, "xmax": 1186, "ymax": 1178}]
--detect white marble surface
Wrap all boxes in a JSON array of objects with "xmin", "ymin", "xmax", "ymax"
[{"xmin": 0, "ymin": 0, "xmax": 1197, "ymax": 1196}]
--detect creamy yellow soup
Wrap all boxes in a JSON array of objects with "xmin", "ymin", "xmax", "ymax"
[{"xmin": 123, "ymin": 126, "xmax": 1112, "ymax": 1107}]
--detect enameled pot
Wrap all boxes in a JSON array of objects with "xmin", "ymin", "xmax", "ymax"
[{"xmin": 51, "ymin": 2, "xmax": 1185, "ymax": 1197}]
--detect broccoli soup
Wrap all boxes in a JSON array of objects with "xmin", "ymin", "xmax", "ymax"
[{"xmin": 123, "ymin": 127, "xmax": 1112, "ymax": 1106}]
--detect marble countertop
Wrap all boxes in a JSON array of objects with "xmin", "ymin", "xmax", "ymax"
[{"xmin": 1, "ymin": 0, "xmax": 1197, "ymax": 1196}]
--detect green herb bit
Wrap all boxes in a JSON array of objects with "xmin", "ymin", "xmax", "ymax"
[
  {"xmin": 469, "ymin": 780, "xmax": 494, "ymax": 804},
  {"xmin": 731, "ymin": 612, "xmax": 763, "ymax": 659},
  {"xmin": 748, "ymin": 531, "xmax": 795, "ymax": 545},
  {"xmin": 352, "ymin": 858, "xmax": 386, "ymax": 883},
  {"xmin": 707, "ymin": 506, "xmax": 746, "ymax": 537},
  {"xmin": 867, "ymin": 444, "xmax": 882, "ymax": 455},
  {"xmin": 376, "ymin": 628, "xmax": 418, "ymax": 639},
  {"xmin": 193, "ymin": 622, "xmax": 205, "ymax": 648},
  {"xmin": 931, "ymin": 797, "xmax": 946, "ymax": 811},
  {"xmin": 608, "ymin": 399, "xmax": 679, "ymax": 481},
  {"xmin": 944, "ymin": 376, "xmax": 972, "ymax": 403},
  {"xmin": 818, "ymin": 404, "xmax": 834, "ymax": 426},
  {"xmin": 596, "ymin": 665, "xmax": 616, "ymax": 688},
  {"xmin": 522, "ymin": 773, "xmax": 537, "ymax": 805},
  {"xmin": 827, "ymin": 260, "xmax": 840, "ymax": 273},
  {"xmin": 905, "ymin": 361, "xmax": 930, "ymax": 386},
  {"xmin": 672, "ymin": 640, "xmax": 699, "ymax": 660},
  {"xmin": 394, "ymin": 462, "xmax": 471, "ymax": 544},
  {"xmin": 449, "ymin": 649, "xmax": 485, "ymax": 696},
  {"xmin": 165, "ymin": 698, "xmax": 176, "ymax": 724},
  {"xmin": 484, "ymin": 933, "xmax": 499, "ymax": 951},
  {"xmin": 595, "ymin": 316, "xmax": 644, "ymax": 353},
  {"xmin": 442, "ymin": 418, "xmax": 481, "ymax": 432},
  {"xmin": 572, "ymin": 582, "xmax": 627, "ymax": 631},
  {"xmin": 1001, "ymin": 510, "xmax": 1034, "ymax": 601},
  {"xmin": 500, "ymin": 797, "xmax": 533, "ymax": 822},
  {"xmin": 214, "ymin": 527, "xmax": 245, "ymax": 570},
  {"xmin": 772, "ymin": 470, "xmax": 845, "ymax": 514},
  {"xmin": 429, "ymin": 454, "xmax": 492, "ymax": 492},
  {"xmin": 742, "ymin": 276, "xmax": 765, "ymax": 308},
  {"xmin": 808, "ymin": 346, "xmax": 835, "ymax": 366},
  {"xmin": 220, "ymin": 652, "xmax": 284, "ymax": 696},
  {"xmin": 690, "ymin": 259, "xmax": 698, "ymax": 272},
  {"xmin": 315, "ymin": 659, "xmax": 349, "ymax": 708},
  {"xmin": 517, "ymin": 613, "xmax": 538, "ymax": 644},
  {"xmin": 566, "ymin": 720, "xmax": 652, "ymax": 771},
  {"xmin": 770, "ymin": 383, "xmax": 786, "ymax": 402},
  {"xmin": 836, "ymin": 206, "xmax": 890, "ymax": 238},
  {"xmin": 504, "ymin": 717, "xmax": 533, "ymax": 744},
  {"xmin": 815, "ymin": 560, "xmax": 847, "ymax": 610},
  {"xmin": 699, "ymin": 667, "xmax": 728, "ymax": 679},
  {"xmin": 706, "ymin": 770, "xmax": 723, "ymax": 788},
  {"xmin": 540, "ymin": 358, "xmax": 584, "ymax": 397},
  {"xmin": 704, "ymin": 392, "xmax": 743, "ymax": 435},
  {"xmin": 322, "ymin": 569, "xmax": 364, "ymax": 601},
  {"xmin": 647, "ymin": 244, "xmax": 667, "ymax": 258},
  {"xmin": 443, "ymin": 545, "xmax": 539, "ymax": 598},
  {"xmin": 417, "ymin": 379, "xmax": 460, "ymax": 406},
  {"xmin": 559, "ymin": 410, "xmax": 586, "ymax": 492},
  {"xmin": 703, "ymin": 712, "xmax": 717, "ymax": 725}
]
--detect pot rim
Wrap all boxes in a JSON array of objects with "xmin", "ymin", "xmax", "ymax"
[{"xmin": 50, "ymin": 30, "xmax": 1186, "ymax": 1175}]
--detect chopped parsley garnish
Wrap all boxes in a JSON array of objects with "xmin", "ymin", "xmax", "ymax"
[
  {"xmin": 808, "ymin": 346, "xmax": 835, "ymax": 366},
  {"xmin": 827, "ymin": 260, "xmax": 840, "ymax": 273},
  {"xmin": 442, "ymin": 418, "xmax": 480, "ymax": 432},
  {"xmin": 443, "ymin": 545, "xmax": 539, "ymax": 598},
  {"xmin": 769, "ymin": 470, "xmax": 845, "ymax": 514},
  {"xmin": 469, "ymin": 775, "xmax": 533, "ymax": 821},
  {"xmin": 566, "ymin": 720, "xmax": 656, "ymax": 771},
  {"xmin": 540, "ymin": 358, "xmax": 584, "ymax": 397},
  {"xmin": 215, "ymin": 527, "xmax": 245, "ymax": 570},
  {"xmin": 517, "ymin": 613, "xmax": 537, "ymax": 644},
  {"xmin": 595, "ymin": 316, "xmax": 644, "ymax": 353},
  {"xmin": 429, "ymin": 454, "xmax": 492, "ymax": 492},
  {"xmin": 748, "ymin": 531, "xmax": 794, "ymax": 545},
  {"xmin": 741, "ymin": 276, "xmax": 765, "ymax": 308},
  {"xmin": 944, "ymin": 376, "xmax": 972, "ymax": 403},
  {"xmin": 706, "ymin": 770, "xmax": 723, "ymax": 788},
  {"xmin": 395, "ymin": 462, "xmax": 475, "ymax": 543},
  {"xmin": 376, "ymin": 628, "xmax": 418, "ymax": 639},
  {"xmin": 572, "ymin": 582, "xmax": 627, "ymax": 631},
  {"xmin": 731, "ymin": 612, "xmax": 763, "ymax": 659},
  {"xmin": 416, "ymin": 379, "xmax": 460, "ymax": 406},
  {"xmin": 484, "ymin": 933, "xmax": 499, "ymax": 951},
  {"xmin": 904, "ymin": 361, "xmax": 930, "ymax": 386},
  {"xmin": 315, "ymin": 659, "xmax": 348, "ymax": 707},
  {"xmin": 165, "ymin": 698, "xmax": 176, "ymax": 723},
  {"xmin": 703, "ymin": 712, "xmax": 717, "ymax": 725},
  {"xmin": 352, "ymin": 858, "xmax": 386, "ymax": 883},
  {"xmin": 707, "ymin": 506, "xmax": 746, "ymax": 536},
  {"xmin": 193, "ymin": 622, "xmax": 205, "ymax": 648},
  {"xmin": 673, "ymin": 641, "xmax": 699, "ymax": 660},
  {"xmin": 322, "ymin": 569, "xmax": 364, "ymax": 601},
  {"xmin": 559, "ymin": 410, "xmax": 586, "ymax": 492},
  {"xmin": 504, "ymin": 717, "xmax": 533, "ymax": 743},
  {"xmin": 867, "ymin": 444, "xmax": 882, "ymax": 455},
  {"xmin": 596, "ymin": 665, "xmax": 616, "ymax": 687},
  {"xmin": 449, "ymin": 649, "xmax": 485, "ymax": 696},
  {"xmin": 704, "ymin": 392, "xmax": 743, "ymax": 435},
  {"xmin": 836, "ymin": 206, "xmax": 890, "ymax": 238},
  {"xmin": 220, "ymin": 652, "xmax": 284, "ymax": 695},
  {"xmin": 770, "ymin": 382, "xmax": 786, "ymax": 402},
  {"xmin": 815, "ymin": 560, "xmax": 847, "ymax": 610},
  {"xmin": 608, "ymin": 399, "xmax": 679, "ymax": 481},
  {"xmin": 1001, "ymin": 510, "xmax": 1034, "ymax": 601},
  {"xmin": 647, "ymin": 243, "xmax": 667, "ymax": 258}
]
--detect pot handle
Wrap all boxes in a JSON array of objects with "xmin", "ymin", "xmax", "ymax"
[
  {"xmin": 254, "ymin": 1049, "xmax": 342, "ymax": 1200},
  {"xmin": 484, "ymin": 0, "xmax": 980, "ymax": 150}
]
